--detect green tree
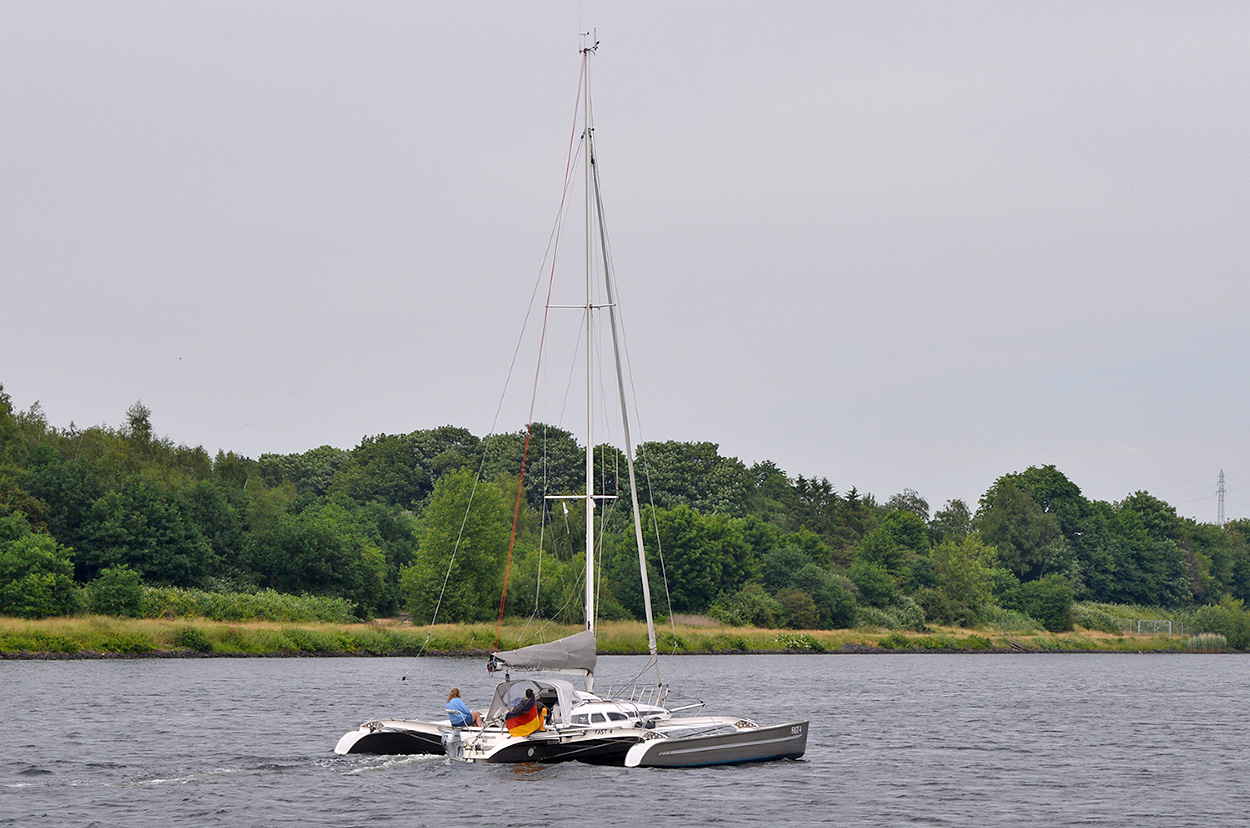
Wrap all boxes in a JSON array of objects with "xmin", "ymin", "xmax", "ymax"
[
  {"xmin": 926, "ymin": 536, "xmax": 998, "ymax": 626},
  {"xmin": 790, "ymin": 475, "xmax": 844, "ymax": 547},
  {"xmin": 20, "ymin": 450, "xmax": 106, "ymax": 556},
  {"xmin": 885, "ymin": 488, "xmax": 930, "ymax": 522},
  {"xmin": 761, "ymin": 543, "xmax": 814, "ymax": 593},
  {"xmin": 848, "ymin": 559, "xmax": 897, "ymax": 609},
  {"xmin": 854, "ymin": 510, "xmax": 927, "ymax": 578},
  {"xmin": 79, "ymin": 476, "xmax": 216, "ymax": 586},
  {"xmin": 0, "ymin": 514, "xmax": 79, "ymax": 618},
  {"xmin": 977, "ymin": 480, "xmax": 1061, "ymax": 581},
  {"xmin": 794, "ymin": 563, "xmax": 857, "ymax": 629},
  {"xmin": 250, "ymin": 502, "xmax": 388, "ymax": 616},
  {"xmin": 1001, "ymin": 465, "xmax": 1086, "ymax": 537},
  {"xmin": 611, "ymin": 505, "xmax": 756, "ymax": 617},
  {"xmin": 1186, "ymin": 520, "xmax": 1233, "ymax": 602},
  {"xmin": 400, "ymin": 469, "xmax": 509, "ymax": 624},
  {"xmin": 480, "ymin": 424, "xmax": 586, "ymax": 513},
  {"xmin": 1223, "ymin": 519, "xmax": 1250, "ymax": 602},
  {"xmin": 635, "ymin": 441, "xmax": 752, "ymax": 517},
  {"xmin": 928, "ymin": 498, "xmax": 972, "ymax": 546},
  {"xmin": 777, "ymin": 588, "xmax": 819, "ymax": 629},
  {"xmin": 627, "ymin": 505, "xmax": 755, "ymax": 615},
  {"xmin": 1070, "ymin": 500, "xmax": 1120, "ymax": 602},
  {"xmin": 333, "ymin": 433, "xmax": 434, "ymax": 510},
  {"xmin": 256, "ymin": 445, "xmax": 349, "ymax": 498},
  {"xmin": 504, "ymin": 545, "xmax": 580, "ymax": 621},
  {"xmin": 748, "ymin": 461, "xmax": 800, "ymax": 530}
]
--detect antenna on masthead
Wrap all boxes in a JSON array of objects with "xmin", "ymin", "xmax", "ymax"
[{"xmin": 580, "ymin": 27, "xmax": 599, "ymax": 54}]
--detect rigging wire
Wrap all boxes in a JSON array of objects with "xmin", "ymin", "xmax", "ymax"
[
  {"xmin": 492, "ymin": 64, "xmax": 588, "ymax": 651},
  {"xmin": 586, "ymin": 133, "xmax": 680, "ymax": 649},
  {"xmin": 407, "ymin": 57, "xmax": 587, "ymax": 669}
]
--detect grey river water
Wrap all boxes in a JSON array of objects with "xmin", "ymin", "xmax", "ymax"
[{"xmin": 3, "ymin": 653, "xmax": 1250, "ymax": 827}]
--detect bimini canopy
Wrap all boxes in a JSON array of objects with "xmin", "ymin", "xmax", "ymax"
[
  {"xmin": 489, "ymin": 630, "xmax": 596, "ymax": 676},
  {"xmin": 486, "ymin": 679, "xmax": 579, "ymax": 728}
]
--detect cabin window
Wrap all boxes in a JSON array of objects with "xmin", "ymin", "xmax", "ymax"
[
  {"xmin": 590, "ymin": 713, "xmax": 607, "ymax": 723},
  {"xmin": 572, "ymin": 714, "xmax": 589, "ymax": 725},
  {"xmin": 607, "ymin": 712, "xmax": 627, "ymax": 721}
]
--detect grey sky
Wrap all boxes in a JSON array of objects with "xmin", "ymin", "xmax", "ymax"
[{"xmin": 2, "ymin": 2, "xmax": 1247, "ymax": 523}]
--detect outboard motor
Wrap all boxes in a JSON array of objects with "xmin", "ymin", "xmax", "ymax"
[{"xmin": 441, "ymin": 729, "xmax": 464, "ymax": 761}]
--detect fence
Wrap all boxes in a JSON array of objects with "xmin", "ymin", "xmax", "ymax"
[{"xmin": 1132, "ymin": 619, "xmax": 1178, "ymax": 636}]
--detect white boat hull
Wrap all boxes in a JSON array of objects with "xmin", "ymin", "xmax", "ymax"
[
  {"xmin": 334, "ymin": 719, "xmax": 448, "ymax": 756},
  {"xmin": 445, "ymin": 724, "xmax": 645, "ymax": 764},
  {"xmin": 624, "ymin": 720, "xmax": 809, "ymax": 768}
]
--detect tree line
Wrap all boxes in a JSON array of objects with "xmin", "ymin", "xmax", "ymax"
[{"xmin": 2, "ymin": 384, "xmax": 1248, "ymax": 635}]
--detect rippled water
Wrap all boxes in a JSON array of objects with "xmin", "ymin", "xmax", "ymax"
[{"xmin": 3, "ymin": 653, "xmax": 1249, "ymax": 827}]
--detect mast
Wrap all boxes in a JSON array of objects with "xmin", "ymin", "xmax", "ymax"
[
  {"xmin": 582, "ymin": 43, "xmax": 596, "ymax": 642},
  {"xmin": 583, "ymin": 43, "xmax": 661, "ymax": 685}
]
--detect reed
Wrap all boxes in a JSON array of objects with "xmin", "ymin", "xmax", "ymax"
[
  {"xmin": 0, "ymin": 615, "xmax": 1207, "ymax": 657},
  {"xmin": 1184, "ymin": 633, "xmax": 1228, "ymax": 653}
]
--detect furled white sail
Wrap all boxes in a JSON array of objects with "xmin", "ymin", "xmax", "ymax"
[{"xmin": 490, "ymin": 630, "xmax": 597, "ymax": 675}]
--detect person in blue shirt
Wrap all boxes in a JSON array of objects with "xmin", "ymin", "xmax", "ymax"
[{"xmin": 446, "ymin": 687, "xmax": 482, "ymax": 728}]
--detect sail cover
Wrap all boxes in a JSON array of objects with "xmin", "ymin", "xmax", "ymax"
[{"xmin": 490, "ymin": 630, "xmax": 597, "ymax": 675}]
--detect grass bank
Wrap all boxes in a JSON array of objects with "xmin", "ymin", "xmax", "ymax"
[{"xmin": 0, "ymin": 615, "xmax": 1215, "ymax": 658}]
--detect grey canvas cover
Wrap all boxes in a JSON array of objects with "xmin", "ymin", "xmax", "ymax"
[{"xmin": 491, "ymin": 630, "xmax": 597, "ymax": 675}]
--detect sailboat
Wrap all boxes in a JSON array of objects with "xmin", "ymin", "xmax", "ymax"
[{"xmin": 335, "ymin": 41, "xmax": 807, "ymax": 768}]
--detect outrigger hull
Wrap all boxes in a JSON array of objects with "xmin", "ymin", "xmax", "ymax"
[
  {"xmin": 624, "ymin": 720, "xmax": 809, "ymax": 768},
  {"xmin": 334, "ymin": 720, "xmax": 447, "ymax": 756}
]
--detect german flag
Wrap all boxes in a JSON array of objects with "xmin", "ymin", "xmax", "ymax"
[{"xmin": 505, "ymin": 696, "xmax": 545, "ymax": 737}]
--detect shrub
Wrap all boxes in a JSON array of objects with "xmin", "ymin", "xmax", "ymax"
[
  {"xmin": 173, "ymin": 625, "xmax": 213, "ymax": 653},
  {"xmin": 852, "ymin": 597, "xmax": 925, "ymax": 632},
  {"xmin": 854, "ymin": 605, "xmax": 894, "ymax": 629},
  {"xmin": 775, "ymin": 632, "xmax": 824, "ymax": 652},
  {"xmin": 709, "ymin": 583, "xmax": 782, "ymax": 628},
  {"xmin": 139, "ymin": 587, "xmax": 357, "ymax": 623},
  {"xmin": 0, "ymin": 530, "xmax": 80, "ymax": 619},
  {"xmin": 1073, "ymin": 604, "xmax": 1124, "ymax": 635},
  {"xmin": 879, "ymin": 632, "xmax": 910, "ymax": 650},
  {"xmin": 88, "ymin": 566, "xmax": 145, "ymax": 617},
  {"xmin": 1192, "ymin": 597, "xmax": 1250, "ymax": 649},
  {"xmin": 99, "ymin": 631, "xmax": 156, "ymax": 653},
  {"xmin": 913, "ymin": 586, "xmax": 973, "ymax": 627},
  {"xmin": 1018, "ymin": 575, "xmax": 1074, "ymax": 632},
  {"xmin": 981, "ymin": 606, "xmax": 1041, "ymax": 633},
  {"xmin": 0, "ymin": 629, "xmax": 80, "ymax": 653},
  {"xmin": 890, "ymin": 595, "xmax": 926, "ymax": 632},
  {"xmin": 777, "ymin": 588, "xmax": 819, "ymax": 629},
  {"xmin": 280, "ymin": 627, "xmax": 338, "ymax": 652}
]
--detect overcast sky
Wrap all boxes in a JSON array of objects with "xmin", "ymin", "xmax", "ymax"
[{"xmin": 2, "ymin": 1, "xmax": 1247, "ymax": 523}]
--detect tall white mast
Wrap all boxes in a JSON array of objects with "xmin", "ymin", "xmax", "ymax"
[
  {"xmin": 580, "ymin": 37, "xmax": 660, "ymax": 689},
  {"xmin": 582, "ymin": 42, "xmax": 596, "ymax": 640},
  {"xmin": 583, "ymin": 43, "xmax": 661, "ymax": 682}
]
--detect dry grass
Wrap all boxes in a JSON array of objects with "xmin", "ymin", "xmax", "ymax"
[{"xmin": 0, "ymin": 614, "xmax": 1192, "ymax": 656}]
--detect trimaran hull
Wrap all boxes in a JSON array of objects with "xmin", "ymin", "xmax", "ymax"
[
  {"xmin": 334, "ymin": 719, "xmax": 446, "ymax": 756},
  {"xmin": 333, "ymin": 43, "xmax": 808, "ymax": 771},
  {"xmin": 336, "ymin": 718, "xmax": 811, "ymax": 768},
  {"xmin": 626, "ymin": 720, "xmax": 809, "ymax": 768},
  {"xmin": 445, "ymin": 728, "xmax": 642, "ymax": 765}
]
